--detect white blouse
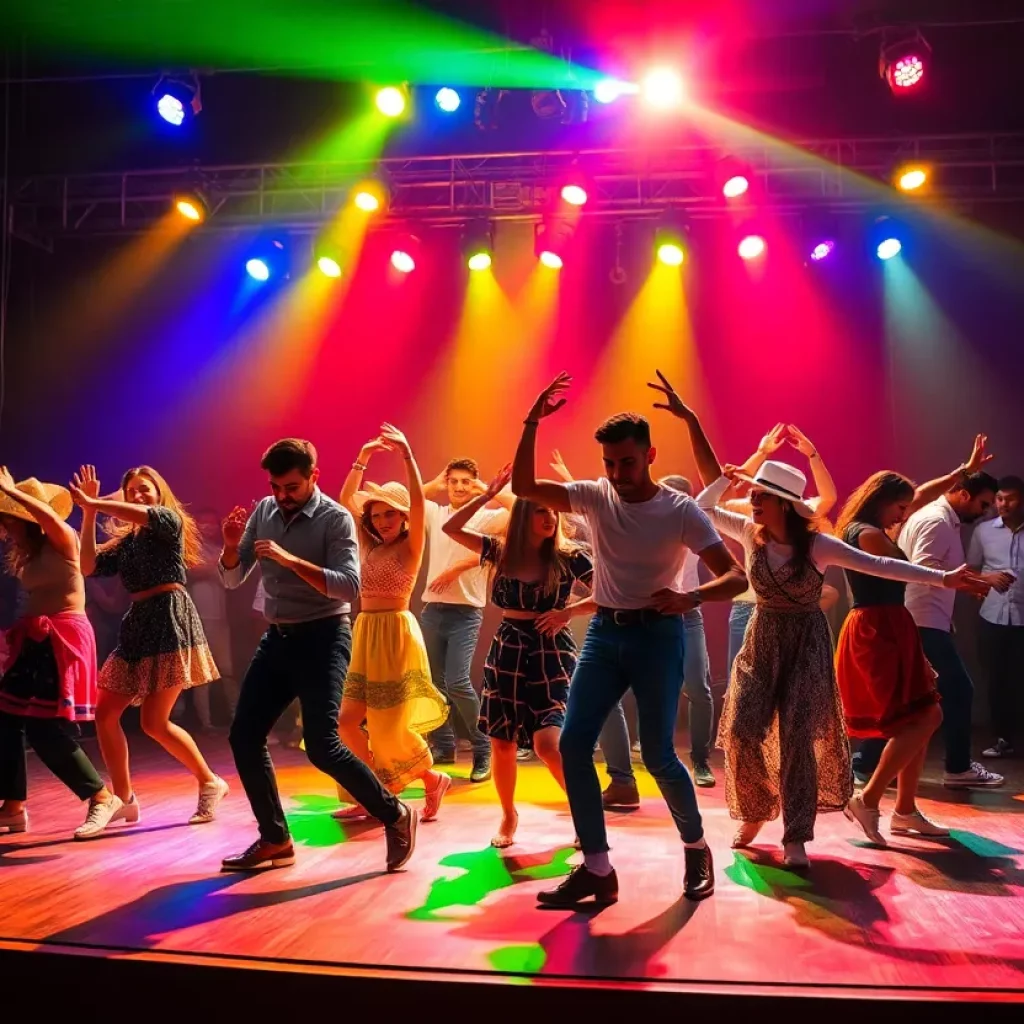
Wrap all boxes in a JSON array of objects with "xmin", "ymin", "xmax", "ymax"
[{"xmin": 696, "ymin": 476, "xmax": 948, "ymax": 588}]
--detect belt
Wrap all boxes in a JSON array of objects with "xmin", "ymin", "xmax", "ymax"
[
  {"xmin": 596, "ymin": 606, "xmax": 670, "ymax": 626},
  {"xmin": 271, "ymin": 614, "xmax": 350, "ymax": 636}
]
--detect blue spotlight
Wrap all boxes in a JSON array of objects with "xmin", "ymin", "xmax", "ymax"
[
  {"xmin": 153, "ymin": 75, "xmax": 201, "ymax": 127},
  {"xmin": 435, "ymin": 87, "xmax": 461, "ymax": 113},
  {"xmin": 876, "ymin": 237, "xmax": 902, "ymax": 261},
  {"xmin": 246, "ymin": 258, "xmax": 271, "ymax": 281}
]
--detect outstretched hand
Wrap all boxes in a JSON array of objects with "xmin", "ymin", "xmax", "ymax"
[
  {"xmin": 527, "ymin": 372, "xmax": 572, "ymax": 422},
  {"xmin": 647, "ymin": 370, "xmax": 695, "ymax": 420},
  {"xmin": 964, "ymin": 434, "xmax": 994, "ymax": 475},
  {"xmin": 786, "ymin": 424, "xmax": 817, "ymax": 458},
  {"xmin": 72, "ymin": 465, "xmax": 102, "ymax": 500},
  {"xmin": 757, "ymin": 424, "xmax": 787, "ymax": 455},
  {"xmin": 378, "ymin": 422, "xmax": 411, "ymax": 454},
  {"xmin": 943, "ymin": 564, "xmax": 991, "ymax": 597},
  {"xmin": 222, "ymin": 506, "xmax": 249, "ymax": 548}
]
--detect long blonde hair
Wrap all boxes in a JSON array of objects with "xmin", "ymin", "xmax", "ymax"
[
  {"xmin": 494, "ymin": 498, "xmax": 577, "ymax": 595},
  {"xmin": 99, "ymin": 465, "xmax": 203, "ymax": 568}
]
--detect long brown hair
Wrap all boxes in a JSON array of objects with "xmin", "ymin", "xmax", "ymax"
[
  {"xmin": 358, "ymin": 502, "xmax": 409, "ymax": 552},
  {"xmin": 835, "ymin": 471, "xmax": 915, "ymax": 539},
  {"xmin": 754, "ymin": 501, "xmax": 819, "ymax": 573},
  {"xmin": 99, "ymin": 466, "xmax": 203, "ymax": 568},
  {"xmin": 494, "ymin": 498, "xmax": 576, "ymax": 595},
  {"xmin": 0, "ymin": 516, "xmax": 46, "ymax": 577}
]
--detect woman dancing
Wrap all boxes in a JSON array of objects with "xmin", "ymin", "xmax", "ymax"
[
  {"xmin": 443, "ymin": 466, "xmax": 596, "ymax": 848},
  {"xmin": 70, "ymin": 464, "xmax": 227, "ymax": 838},
  {"xmin": 337, "ymin": 425, "xmax": 450, "ymax": 821},
  {"xmin": 0, "ymin": 469, "xmax": 118, "ymax": 836},
  {"xmin": 696, "ymin": 459, "xmax": 980, "ymax": 867},
  {"xmin": 835, "ymin": 436, "xmax": 993, "ymax": 844}
]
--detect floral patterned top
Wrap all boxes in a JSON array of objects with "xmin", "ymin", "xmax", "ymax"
[{"xmin": 92, "ymin": 508, "xmax": 187, "ymax": 593}]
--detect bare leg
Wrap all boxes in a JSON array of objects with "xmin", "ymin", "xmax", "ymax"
[
  {"xmin": 95, "ymin": 689, "xmax": 136, "ymax": 802},
  {"xmin": 532, "ymin": 726, "xmax": 566, "ymax": 792},
  {"xmin": 861, "ymin": 705, "xmax": 942, "ymax": 812},
  {"xmin": 895, "ymin": 747, "xmax": 929, "ymax": 816},
  {"xmin": 490, "ymin": 737, "xmax": 518, "ymax": 847},
  {"xmin": 139, "ymin": 686, "xmax": 217, "ymax": 785}
]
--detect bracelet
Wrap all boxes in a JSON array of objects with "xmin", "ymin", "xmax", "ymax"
[
  {"xmin": 809, "ymin": 451, "xmax": 819, "ymax": 460},
  {"xmin": 352, "ymin": 462, "xmax": 367, "ymax": 471},
  {"xmin": 523, "ymin": 419, "xmax": 539, "ymax": 426}
]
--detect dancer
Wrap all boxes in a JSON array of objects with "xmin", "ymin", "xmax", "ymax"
[
  {"xmin": 696, "ymin": 454, "xmax": 982, "ymax": 868},
  {"xmin": 220, "ymin": 439, "xmax": 417, "ymax": 872},
  {"xmin": 513, "ymin": 372, "xmax": 748, "ymax": 907},
  {"xmin": 969, "ymin": 475, "xmax": 1024, "ymax": 759},
  {"xmin": 442, "ymin": 464, "xmax": 596, "ymax": 847},
  {"xmin": 420, "ymin": 458, "xmax": 512, "ymax": 782},
  {"xmin": 835, "ymin": 466, "xmax": 991, "ymax": 843},
  {"xmin": 0, "ymin": 470, "xmax": 116, "ymax": 835},
  {"xmin": 337, "ymin": 424, "xmax": 450, "ymax": 820},
  {"xmin": 71, "ymin": 464, "xmax": 227, "ymax": 838}
]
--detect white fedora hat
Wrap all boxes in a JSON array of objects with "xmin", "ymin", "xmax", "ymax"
[{"xmin": 736, "ymin": 461, "xmax": 815, "ymax": 518}]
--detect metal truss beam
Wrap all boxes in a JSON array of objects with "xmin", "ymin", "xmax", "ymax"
[{"xmin": 10, "ymin": 133, "xmax": 1024, "ymax": 238}]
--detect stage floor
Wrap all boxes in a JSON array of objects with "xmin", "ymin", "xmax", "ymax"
[{"xmin": 1, "ymin": 736, "xmax": 1023, "ymax": 999}]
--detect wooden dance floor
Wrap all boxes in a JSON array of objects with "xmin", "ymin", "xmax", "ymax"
[{"xmin": 2, "ymin": 736, "xmax": 1023, "ymax": 1015}]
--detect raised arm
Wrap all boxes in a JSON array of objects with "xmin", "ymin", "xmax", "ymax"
[
  {"xmin": 340, "ymin": 436, "xmax": 390, "ymax": 516},
  {"xmin": 695, "ymin": 473, "xmax": 754, "ymax": 544},
  {"xmin": 379, "ymin": 423, "xmax": 427, "ymax": 569},
  {"xmin": 71, "ymin": 465, "xmax": 103, "ymax": 575},
  {"xmin": 908, "ymin": 434, "xmax": 993, "ymax": 517},
  {"xmin": 0, "ymin": 467, "xmax": 78, "ymax": 561},
  {"xmin": 219, "ymin": 505, "xmax": 258, "ymax": 589},
  {"xmin": 511, "ymin": 374, "xmax": 574, "ymax": 512},
  {"xmin": 785, "ymin": 425, "xmax": 837, "ymax": 518},
  {"xmin": 734, "ymin": 424, "xmax": 787, "ymax": 480},
  {"xmin": 68, "ymin": 480, "xmax": 150, "ymax": 529},
  {"xmin": 647, "ymin": 370, "xmax": 723, "ymax": 488},
  {"xmin": 441, "ymin": 466, "xmax": 512, "ymax": 556}
]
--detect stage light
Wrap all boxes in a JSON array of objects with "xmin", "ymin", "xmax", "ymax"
[
  {"xmin": 641, "ymin": 67, "xmax": 685, "ymax": 109},
  {"xmin": 153, "ymin": 75, "xmax": 201, "ymax": 127},
  {"xmin": 897, "ymin": 166, "xmax": 928, "ymax": 191},
  {"xmin": 738, "ymin": 235, "xmax": 766, "ymax": 261},
  {"xmin": 654, "ymin": 214, "xmax": 688, "ymax": 266},
  {"xmin": 352, "ymin": 180, "xmax": 387, "ymax": 214},
  {"xmin": 809, "ymin": 240, "xmax": 835, "ymax": 262},
  {"xmin": 435, "ymin": 87, "xmax": 461, "ymax": 113},
  {"xmin": 561, "ymin": 183, "xmax": 588, "ymax": 207},
  {"xmin": 317, "ymin": 256, "xmax": 342, "ymax": 278},
  {"xmin": 246, "ymin": 258, "xmax": 270, "ymax": 281},
  {"xmin": 376, "ymin": 86, "xmax": 407, "ymax": 118},
  {"xmin": 656, "ymin": 243, "xmax": 684, "ymax": 266},
  {"xmin": 389, "ymin": 234, "xmax": 421, "ymax": 275},
  {"xmin": 880, "ymin": 32, "xmax": 930, "ymax": 93},
  {"xmin": 723, "ymin": 175, "xmax": 750, "ymax": 199},
  {"xmin": 539, "ymin": 250, "xmax": 563, "ymax": 270},
  {"xmin": 535, "ymin": 218, "xmax": 573, "ymax": 269},
  {"xmin": 594, "ymin": 79, "xmax": 622, "ymax": 104},
  {"xmin": 354, "ymin": 191, "xmax": 380, "ymax": 212},
  {"xmin": 877, "ymin": 237, "xmax": 902, "ymax": 260},
  {"xmin": 174, "ymin": 192, "xmax": 207, "ymax": 223},
  {"xmin": 462, "ymin": 221, "xmax": 494, "ymax": 272}
]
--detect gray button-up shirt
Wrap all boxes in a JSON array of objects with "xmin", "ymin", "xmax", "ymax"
[{"xmin": 219, "ymin": 488, "xmax": 360, "ymax": 624}]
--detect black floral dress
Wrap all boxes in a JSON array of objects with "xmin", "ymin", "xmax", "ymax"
[{"xmin": 93, "ymin": 507, "xmax": 217, "ymax": 703}]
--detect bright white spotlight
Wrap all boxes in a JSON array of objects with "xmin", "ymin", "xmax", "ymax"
[
  {"xmin": 246, "ymin": 258, "xmax": 270, "ymax": 281},
  {"xmin": 391, "ymin": 250, "xmax": 416, "ymax": 274},
  {"xmin": 317, "ymin": 257, "xmax": 342, "ymax": 278},
  {"xmin": 738, "ymin": 235, "xmax": 766, "ymax": 260},
  {"xmin": 435, "ymin": 87, "xmax": 461, "ymax": 113},
  {"xmin": 641, "ymin": 67, "xmax": 685, "ymax": 109},
  {"xmin": 877, "ymin": 238, "xmax": 902, "ymax": 260}
]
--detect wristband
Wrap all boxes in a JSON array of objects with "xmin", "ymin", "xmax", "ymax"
[
  {"xmin": 523, "ymin": 419, "xmax": 539, "ymax": 426},
  {"xmin": 352, "ymin": 462, "xmax": 367, "ymax": 471}
]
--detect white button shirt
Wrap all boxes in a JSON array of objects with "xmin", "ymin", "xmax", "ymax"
[
  {"xmin": 968, "ymin": 516, "xmax": 1024, "ymax": 626},
  {"xmin": 900, "ymin": 497, "xmax": 963, "ymax": 632}
]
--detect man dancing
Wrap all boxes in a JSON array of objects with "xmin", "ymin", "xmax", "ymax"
[
  {"xmin": 512, "ymin": 373, "xmax": 748, "ymax": 906},
  {"xmin": 219, "ymin": 439, "xmax": 417, "ymax": 872}
]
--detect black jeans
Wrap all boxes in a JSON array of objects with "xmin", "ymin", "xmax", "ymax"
[
  {"xmin": 229, "ymin": 616, "xmax": 402, "ymax": 844},
  {"xmin": 978, "ymin": 618, "xmax": 1024, "ymax": 745},
  {"xmin": 0, "ymin": 712, "xmax": 105, "ymax": 802}
]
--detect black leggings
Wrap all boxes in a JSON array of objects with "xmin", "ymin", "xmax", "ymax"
[{"xmin": 0, "ymin": 712, "xmax": 105, "ymax": 802}]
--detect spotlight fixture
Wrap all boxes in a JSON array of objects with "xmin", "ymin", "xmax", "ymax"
[
  {"xmin": 317, "ymin": 256, "xmax": 342, "ymax": 278},
  {"xmin": 535, "ymin": 218, "xmax": 574, "ymax": 269},
  {"xmin": 174, "ymin": 191, "xmax": 208, "ymax": 223},
  {"xmin": 723, "ymin": 175, "xmax": 750, "ymax": 199},
  {"xmin": 641, "ymin": 67, "xmax": 685, "ymax": 109},
  {"xmin": 462, "ymin": 221, "xmax": 494, "ymax": 272},
  {"xmin": 877, "ymin": 237, "xmax": 902, "ymax": 260},
  {"xmin": 895, "ymin": 165, "xmax": 929, "ymax": 192},
  {"xmin": 880, "ymin": 30, "xmax": 930, "ymax": 93},
  {"xmin": 473, "ymin": 88, "xmax": 506, "ymax": 131},
  {"xmin": 809, "ymin": 240, "xmax": 835, "ymax": 262},
  {"xmin": 655, "ymin": 213, "xmax": 688, "ymax": 266},
  {"xmin": 245, "ymin": 238, "xmax": 290, "ymax": 282},
  {"xmin": 390, "ymin": 234, "xmax": 422, "ymax": 274},
  {"xmin": 435, "ymin": 87, "xmax": 461, "ymax": 113},
  {"xmin": 560, "ymin": 173, "xmax": 590, "ymax": 207},
  {"xmin": 153, "ymin": 74, "xmax": 201, "ymax": 126},
  {"xmin": 314, "ymin": 238, "xmax": 345, "ymax": 278},
  {"xmin": 375, "ymin": 85, "xmax": 408, "ymax": 118},
  {"xmin": 352, "ymin": 180, "xmax": 388, "ymax": 214},
  {"xmin": 246, "ymin": 258, "xmax": 271, "ymax": 282},
  {"xmin": 593, "ymin": 78, "xmax": 637, "ymax": 104},
  {"xmin": 715, "ymin": 158, "xmax": 754, "ymax": 201},
  {"xmin": 738, "ymin": 234, "xmax": 766, "ymax": 261}
]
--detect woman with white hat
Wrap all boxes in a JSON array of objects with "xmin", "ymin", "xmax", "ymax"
[
  {"xmin": 0, "ymin": 467, "xmax": 117, "ymax": 835},
  {"xmin": 337, "ymin": 424, "xmax": 451, "ymax": 821}
]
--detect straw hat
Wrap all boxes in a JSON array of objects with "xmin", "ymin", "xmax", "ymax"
[
  {"xmin": 353, "ymin": 481, "xmax": 411, "ymax": 515},
  {"xmin": 735, "ymin": 461, "xmax": 815, "ymax": 519},
  {"xmin": 0, "ymin": 478, "xmax": 74, "ymax": 524}
]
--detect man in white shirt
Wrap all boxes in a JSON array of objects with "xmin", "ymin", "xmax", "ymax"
[
  {"xmin": 420, "ymin": 458, "xmax": 512, "ymax": 783},
  {"xmin": 967, "ymin": 475, "xmax": 1024, "ymax": 759},
  {"xmin": 899, "ymin": 472, "xmax": 1004, "ymax": 788},
  {"xmin": 512, "ymin": 372, "xmax": 748, "ymax": 907}
]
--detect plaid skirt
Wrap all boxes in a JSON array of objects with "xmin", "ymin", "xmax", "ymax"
[{"xmin": 480, "ymin": 619, "xmax": 577, "ymax": 745}]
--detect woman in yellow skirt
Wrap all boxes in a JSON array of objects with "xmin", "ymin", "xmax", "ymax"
[{"xmin": 337, "ymin": 423, "xmax": 451, "ymax": 821}]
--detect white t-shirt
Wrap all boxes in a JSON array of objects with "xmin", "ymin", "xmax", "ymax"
[
  {"xmin": 676, "ymin": 550, "xmax": 700, "ymax": 593},
  {"xmin": 421, "ymin": 500, "xmax": 507, "ymax": 608},
  {"xmin": 566, "ymin": 478, "xmax": 722, "ymax": 609}
]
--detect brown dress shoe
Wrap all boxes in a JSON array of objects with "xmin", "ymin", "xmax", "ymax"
[
  {"xmin": 221, "ymin": 838, "xmax": 296, "ymax": 872},
  {"xmin": 385, "ymin": 802, "xmax": 418, "ymax": 872},
  {"xmin": 601, "ymin": 780, "xmax": 641, "ymax": 809}
]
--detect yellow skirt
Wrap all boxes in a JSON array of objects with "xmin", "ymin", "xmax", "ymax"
[{"xmin": 342, "ymin": 610, "xmax": 449, "ymax": 792}]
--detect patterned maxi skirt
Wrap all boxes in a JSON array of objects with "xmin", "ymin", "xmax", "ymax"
[
  {"xmin": 342, "ymin": 610, "xmax": 450, "ymax": 792},
  {"xmin": 100, "ymin": 588, "xmax": 218, "ymax": 705},
  {"xmin": 718, "ymin": 605, "xmax": 853, "ymax": 844}
]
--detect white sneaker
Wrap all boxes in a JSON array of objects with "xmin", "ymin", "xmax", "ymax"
[
  {"xmin": 115, "ymin": 793, "xmax": 141, "ymax": 824},
  {"xmin": 844, "ymin": 794, "xmax": 886, "ymax": 846},
  {"xmin": 75, "ymin": 795, "xmax": 125, "ymax": 840},
  {"xmin": 981, "ymin": 739, "xmax": 1014, "ymax": 759},
  {"xmin": 943, "ymin": 762, "xmax": 1005, "ymax": 788},
  {"xmin": 783, "ymin": 842, "xmax": 809, "ymax": 868},
  {"xmin": 190, "ymin": 776, "xmax": 229, "ymax": 825},
  {"xmin": 890, "ymin": 809, "xmax": 950, "ymax": 837}
]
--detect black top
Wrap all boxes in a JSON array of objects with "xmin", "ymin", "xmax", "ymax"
[
  {"xmin": 92, "ymin": 507, "xmax": 187, "ymax": 593},
  {"xmin": 480, "ymin": 536, "xmax": 593, "ymax": 612},
  {"xmin": 843, "ymin": 521, "xmax": 907, "ymax": 608}
]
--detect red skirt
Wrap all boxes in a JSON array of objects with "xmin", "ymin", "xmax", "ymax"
[{"xmin": 835, "ymin": 605, "xmax": 939, "ymax": 738}]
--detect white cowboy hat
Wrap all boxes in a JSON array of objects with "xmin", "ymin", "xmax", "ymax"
[
  {"xmin": 352, "ymin": 481, "xmax": 411, "ymax": 515},
  {"xmin": 0, "ymin": 478, "xmax": 74, "ymax": 524},
  {"xmin": 735, "ymin": 461, "xmax": 815, "ymax": 518}
]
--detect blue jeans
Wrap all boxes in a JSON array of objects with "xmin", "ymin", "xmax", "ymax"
[
  {"xmin": 854, "ymin": 627, "xmax": 975, "ymax": 776},
  {"xmin": 421, "ymin": 603, "xmax": 490, "ymax": 758},
  {"xmin": 683, "ymin": 609, "xmax": 714, "ymax": 763},
  {"xmin": 560, "ymin": 613, "xmax": 704, "ymax": 853},
  {"xmin": 727, "ymin": 601, "xmax": 755, "ymax": 685}
]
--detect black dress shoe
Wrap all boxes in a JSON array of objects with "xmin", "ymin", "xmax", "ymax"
[
  {"xmin": 683, "ymin": 843, "xmax": 714, "ymax": 901},
  {"xmin": 470, "ymin": 754, "xmax": 492, "ymax": 783},
  {"xmin": 385, "ymin": 802, "xmax": 418, "ymax": 872},
  {"xmin": 537, "ymin": 865, "xmax": 619, "ymax": 907}
]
